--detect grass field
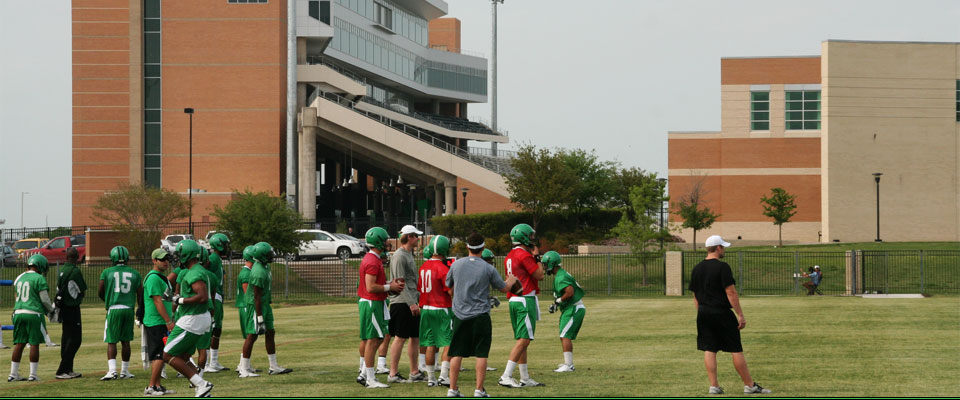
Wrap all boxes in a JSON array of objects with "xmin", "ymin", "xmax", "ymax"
[{"xmin": 0, "ymin": 296, "xmax": 957, "ymax": 397}]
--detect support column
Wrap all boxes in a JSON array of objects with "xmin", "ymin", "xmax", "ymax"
[
  {"xmin": 434, "ymin": 185, "xmax": 443, "ymax": 217},
  {"xmin": 445, "ymin": 184, "xmax": 456, "ymax": 216},
  {"xmin": 299, "ymin": 107, "xmax": 318, "ymax": 221},
  {"xmin": 665, "ymin": 251, "xmax": 683, "ymax": 296}
]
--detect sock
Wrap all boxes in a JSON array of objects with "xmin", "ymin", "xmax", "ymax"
[
  {"xmin": 418, "ymin": 353, "xmax": 426, "ymax": 370},
  {"xmin": 366, "ymin": 367, "xmax": 376, "ymax": 382},
  {"xmin": 440, "ymin": 361, "xmax": 450, "ymax": 379},
  {"xmin": 241, "ymin": 358, "xmax": 251, "ymax": 372},
  {"xmin": 563, "ymin": 352, "xmax": 574, "ymax": 366},
  {"xmin": 210, "ymin": 350, "xmax": 219, "ymax": 365},
  {"xmin": 189, "ymin": 374, "xmax": 204, "ymax": 387},
  {"xmin": 377, "ymin": 356, "xmax": 387, "ymax": 369},
  {"xmin": 359, "ymin": 357, "xmax": 365, "ymax": 372},
  {"xmin": 29, "ymin": 362, "xmax": 38, "ymax": 377},
  {"xmin": 108, "ymin": 359, "xmax": 117, "ymax": 373},
  {"xmin": 424, "ymin": 365, "xmax": 435, "ymax": 381},
  {"xmin": 502, "ymin": 360, "xmax": 517, "ymax": 379},
  {"xmin": 519, "ymin": 363, "xmax": 530, "ymax": 380},
  {"xmin": 268, "ymin": 353, "xmax": 278, "ymax": 369},
  {"xmin": 10, "ymin": 362, "xmax": 19, "ymax": 377},
  {"xmin": 121, "ymin": 361, "xmax": 129, "ymax": 374}
]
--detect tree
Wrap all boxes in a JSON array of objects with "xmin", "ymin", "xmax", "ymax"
[
  {"xmin": 610, "ymin": 167, "xmax": 659, "ymax": 220},
  {"xmin": 504, "ymin": 144, "xmax": 578, "ymax": 229},
  {"xmin": 761, "ymin": 187, "xmax": 798, "ymax": 246},
  {"xmin": 211, "ymin": 190, "xmax": 305, "ymax": 256},
  {"xmin": 556, "ymin": 148, "xmax": 617, "ymax": 216},
  {"xmin": 93, "ymin": 184, "xmax": 191, "ymax": 262},
  {"xmin": 673, "ymin": 177, "xmax": 719, "ymax": 251},
  {"xmin": 610, "ymin": 175, "xmax": 670, "ymax": 285}
]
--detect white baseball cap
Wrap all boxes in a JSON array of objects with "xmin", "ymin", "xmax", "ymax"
[
  {"xmin": 399, "ymin": 225, "xmax": 423, "ymax": 236},
  {"xmin": 704, "ymin": 235, "xmax": 731, "ymax": 248}
]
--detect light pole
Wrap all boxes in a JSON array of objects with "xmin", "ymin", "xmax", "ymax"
[
  {"xmin": 490, "ymin": 0, "xmax": 504, "ymax": 157},
  {"xmin": 184, "ymin": 108, "xmax": 194, "ymax": 236},
  {"xmin": 657, "ymin": 178, "xmax": 667, "ymax": 250},
  {"xmin": 873, "ymin": 172, "xmax": 882, "ymax": 242},
  {"xmin": 461, "ymin": 187, "xmax": 470, "ymax": 215},
  {"xmin": 20, "ymin": 192, "xmax": 29, "ymax": 229},
  {"xmin": 408, "ymin": 184, "xmax": 417, "ymax": 225}
]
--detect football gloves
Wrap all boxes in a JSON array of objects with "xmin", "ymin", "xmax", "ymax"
[
  {"xmin": 255, "ymin": 315, "xmax": 266, "ymax": 335},
  {"xmin": 488, "ymin": 296, "xmax": 500, "ymax": 308}
]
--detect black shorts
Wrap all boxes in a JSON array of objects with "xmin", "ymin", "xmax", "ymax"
[
  {"xmin": 144, "ymin": 325, "xmax": 168, "ymax": 361},
  {"xmin": 389, "ymin": 303, "xmax": 420, "ymax": 339},
  {"xmin": 449, "ymin": 313, "xmax": 492, "ymax": 358},
  {"xmin": 696, "ymin": 307, "xmax": 743, "ymax": 353}
]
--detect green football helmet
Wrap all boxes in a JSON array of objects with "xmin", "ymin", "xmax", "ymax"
[
  {"xmin": 481, "ymin": 248, "xmax": 495, "ymax": 263},
  {"xmin": 365, "ymin": 227, "xmax": 389, "ymax": 252},
  {"xmin": 253, "ymin": 242, "xmax": 275, "ymax": 264},
  {"xmin": 242, "ymin": 245, "xmax": 256, "ymax": 263},
  {"xmin": 542, "ymin": 251, "xmax": 562, "ymax": 274},
  {"xmin": 109, "ymin": 246, "xmax": 130, "ymax": 265},
  {"xmin": 27, "ymin": 254, "xmax": 49, "ymax": 275},
  {"xmin": 510, "ymin": 223, "xmax": 536, "ymax": 246},
  {"xmin": 209, "ymin": 233, "xmax": 231, "ymax": 254},
  {"xmin": 429, "ymin": 235, "xmax": 450, "ymax": 258},
  {"xmin": 175, "ymin": 239, "xmax": 201, "ymax": 265},
  {"xmin": 422, "ymin": 244, "xmax": 433, "ymax": 259}
]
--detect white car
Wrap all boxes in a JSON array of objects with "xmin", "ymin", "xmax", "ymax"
[
  {"xmin": 295, "ymin": 229, "xmax": 366, "ymax": 260},
  {"xmin": 161, "ymin": 234, "xmax": 195, "ymax": 253}
]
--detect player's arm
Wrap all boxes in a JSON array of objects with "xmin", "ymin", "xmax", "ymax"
[
  {"xmin": 39, "ymin": 290, "xmax": 55, "ymax": 313},
  {"xmin": 98, "ymin": 279, "xmax": 105, "ymax": 300},
  {"xmin": 177, "ymin": 280, "xmax": 208, "ymax": 305},
  {"xmin": 253, "ymin": 285, "xmax": 264, "ymax": 316},
  {"xmin": 497, "ymin": 274, "xmax": 518, "ymax": 294},
  {"xmin": 724, "ymin": 284, "xmax": 745, "ymax": 330},
  {"xmin": 152, "ymin": 294, "xmax": 175, "ymax": 330},
  {"xmin": 558, "ymin": 285, "xmax": 574, "ymax": 302},
  {"xmin": 365, "ymin": 273, "xmax": 402, "ymax": 294}
]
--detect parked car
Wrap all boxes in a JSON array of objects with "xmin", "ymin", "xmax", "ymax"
[
  {"xmin": 295, "ymin": 229, "xmax": 366, "ymax": 260},
  {"xmin": 21, "ymin": 235, "xmax": 86, "ymax": 264},
  {"xmin": 160, "ymin": 234, "xmax": 195, "ymax": 253},
  {"xmin": 13, "ymin": 238, "xmax": 48, "ymax": 255},
  {"xmin": 1, "ymin": 245, "xmax": 17, "ymax": 267},
  {"xmin": 332, "ymin": 233, "xmax": 370, "ymax": 251}
]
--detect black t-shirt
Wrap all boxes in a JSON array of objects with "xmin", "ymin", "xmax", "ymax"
[{"xmin": 688, "ymin": 258, "xmax": 736, "ymax": 309}]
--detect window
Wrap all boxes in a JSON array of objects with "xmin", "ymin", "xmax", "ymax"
[
  {"xmin": 309, "ymin": 1, "xmax": 330, "ymax": 24},
  {"xmin": 373, "ymin": 2, "xmax": 392, "ymax": 30},
  {"xmin": 785, "ymin": 90, "xmax": 820, "ymax": 130},
  {"xmin": 955, "ymin": 80, "xmax": 959, "ymax": 122},
  {"xmin": 48, "ymin": 239, "xmax": 66, "ymax": 249},
  {"xmin": 751, "ymin": 91, "xmax": 770, "ymax": 131},
  {"xmin": 144, "ymin": 0, "xmax": 162, "ymax": 188},
  {"xmin": 228, "ymin": 0, "xmax": 268, "ymax": 3}
]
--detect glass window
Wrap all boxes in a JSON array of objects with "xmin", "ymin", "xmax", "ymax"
[
  {"xmin": 785, "ymin": 90, "xmax": 821, "ymax": 130},
  {"xmin": 145, "ymin": 155, "xmax": 161, "ymax": 168},
  {"xmin": 144, "ymin": 78, "xmax": 161, "ymax": 109},
  {"xmin": 144, "ymin": 64, "xmax": 161, "ymax": 78},
  {"xmin": 309, "ymin": 0, "xmax": 319, "ymax": 20},
  {"xmin": 145, "ymin": 110, "xmax": 161, "ymax": 123},
  {"xmin": 316, "ymin": 232, "xmax": 332, "ymax": 241},
  {"xmin": 956, "ymin": 80, "xmax": 959, "ymax": 122},
  {"xmin": 145, "ymin": 124, "xmax": 161, "ymax": 154},
  {"xmin": 145, "ymin": 169, "xmax": 161, "ymax": 188},
  {"xmin": 751, "ymin": 91, "xmax": 769, "ymax": 131},
  {"xmin": 48, "ymin": 239, "xmax": 66, "ymax": 249},
  {"xmin": 144, "ymin": 0, "xmax": 160, "ymax": 18},
  {"xmin": 144, "ymin": 33, "xmax": 161, "ymax": 64}
]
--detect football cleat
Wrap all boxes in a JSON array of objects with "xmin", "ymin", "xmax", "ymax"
[
  {"xmin": 157, "ymin": 385, "xmax": 175, "ymax": 395},
  {"xmin": 553, "ymin": 363, "xmax": 575, "ymax": 373},
  {"xmin": 408, "ymin": 372, "xmax": 427, "ymax": 382},
  {"xmin": 485, "ymin": 367, "xmax": 497, "ymax": 371},
  {"xmin": 144, "ymin": 386, "xmax": 164, "ymax": 396},
  {"xmin": 0, "ymin": 344, "xmax": 9, "ymax": 349},
  {"xmin": 203, "ymin": 364, "xmax": 228, "ymax": 373},
  {"xmin": 55, "ymin": 373, "xmax": 74, "ymax": 380},
  {"xmin": 364, "ymin": 378, "xmax": 390, "ymax": 389},
  {"xmin": 100, "ymin": 371, "xmax": 118, "ymax": 381},
  {"xmin": 709, "ymin": 386, "xmax": 725, "ymax": 394},
  {"xmin": 268, "ymin": 366, "xmax": 293, "ymax": 375},
  {"xmin": 356, "ymin": 373, "xmax": 366, "ymax": 386},
  {"xmin": 744, "ymin": 383, "xmax": 772, "ymax": 394},
  {"xmin": 520, "ymin": 378, "xmax": 545, "ymax": 387},
  {"xmin": 375, "ymin": 366, "xmax": 390, "ymax": 374},
  {"xmin": 446, "ymin": 389, "xmax": 464, "ymax": 397},
  {"xmin": 427, "ymin": 378, "xmax": 438, "ymax": 387},
  {"xmin": 7, "ymin": 373, "xmax": 25, "ymax": 382},
  {"xmin": 119, "ymin": 371, "xmax": 135, "ymax": 379},
  {"xmin": 68, "ymin": 371, "xmax": 82, "ymax": 378},
  {"xmin": 498, "ymin": 376, "xmax": 522, "ymax": 388},
  {"xmin": 474, "ymin": 388, "xmax": 490, "ymax": 397},
  {"xmin": 387, "ymin": 374, "xmax": 407, "ymax": 383},
  {"xmin": 26, "ymin": 375, "xmax": 39, "ymax": 382},
  {"xmin": 193, "ymin": 380, "xmax": 214, "ymax": 397},
  {"xmin": 438, "ymin": 376, "xmax": 451, "ymax": 387},
  {"xmin": 238, "ymin": 369, "xmax": 260, "ymax": 378}
]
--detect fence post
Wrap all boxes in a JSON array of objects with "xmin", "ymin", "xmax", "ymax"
[
  {"xmin": 606, "ymin": 254, "xmax": 612, "ymax": 296},
  {"xmin": 794, "ymin": 251, "xmax": 800, "ymax": 296},
  {"xmin": 884, "ymin": 252, "xmax": 889, "ymax": 294},
  {"xmin": 738, "ymin": 252, "xmax": 743, "ymax": 296},
  {"xmin": 919, "ymin": 250, "xmax": 924, "ymax": 294},
  {"xmin": 341, "ymin": 259, "xmax": 347, "ymax": 297},
  {"xmin": 284, "ymin": 257, "xmax": 290, "ymax": 299},
  {"xmin": 665, "ymin": 251, "xmax": 683, "ymax": 296}
]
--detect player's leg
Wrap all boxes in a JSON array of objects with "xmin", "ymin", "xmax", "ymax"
[
  {"xmin": 555, "ymin": 306, "xmax": 583, "ymax": 372},
  {"xmin": 418, "ymin": 346, "xmax": 427, "ymax": 372},
  {"xmin": 207, "ymin": 300, "xmax": 225, "ymax": 371},
  {"xmin": 262, "ymin": 305, "xmax": 290, "ymax": 374},
  {"xmin": 359, "ymin": 300, "xmax": 389, "ymax": 387},
  {"xmin": 376, "ymin": 334, "xmax": 390, "ymax": 373},
  {"xmin": 502, "ymin": 299, "xmax": 530, "ymax": 386},
  {"xmin": 731, "ymin": 352, "xmax": 754, "ymax": 385},
  {"xmin": 163, "ymin": 326, "xmax": 213, "ymax": 396},
  {"xmin": 704, "ymin": 351, "xmax": 719, "ymax": 387},
  {"xmin": 363, "ymin": 338, "xmax": 385, "ymax": 385},
  {"xmin": 9, "ymin": 343, "xmax": 26, "ymax": 380},
  {"xmin": 120, "ymin": 340, "xmax": 133, "ymax": 378},
  {"xmin": 516, "ymin": 296, "xmax": 541, "ymax": 386},
  {"xmin": 104, "ymin": 342, "xmax": 118, "ymax": 379},
  {"xmin": 27, "ymin": 342, "xmax": 39, "ymax": 379},
  {"xmin": 473, "ymin": 313, "xmax": 493, "ymax": 395}
]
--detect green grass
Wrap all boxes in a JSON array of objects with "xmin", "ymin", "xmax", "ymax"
[
  {"xmin": 732, "ymin": 241, "xmax": 960, "ymax": 251},
  {"xmin": 1, "ymin": 296, "xmax": 957, "ymax": 396}
]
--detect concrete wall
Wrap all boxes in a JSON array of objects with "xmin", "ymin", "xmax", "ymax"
[{"xmin": 821, "ymin": 41, "xmax": 960, "ymax": 242}]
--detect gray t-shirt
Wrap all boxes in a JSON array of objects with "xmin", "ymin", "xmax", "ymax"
[
  {"xmin": 388, "ymin": 247, "xmax": 419, "ymax": 305},
  {"xmin": 446, "ymin": 256, "xmax": 506, "ymax": 320}
]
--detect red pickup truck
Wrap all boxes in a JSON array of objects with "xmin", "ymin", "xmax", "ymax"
[{"xmin": 21, "ymin": 235, "xmax": 86, "ymax": 264}]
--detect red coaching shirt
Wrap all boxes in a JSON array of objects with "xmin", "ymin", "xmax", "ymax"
[
  {"xmin": 418, "ymin": 259, "xmax": 451, "ymax": 308},
  {"xmin": 505, "ymin": 246, "xmax": 540, "ymax": 298},
  {"xmin": 358, "ymin": 252, "xmax": 387, "ymax": 301}
]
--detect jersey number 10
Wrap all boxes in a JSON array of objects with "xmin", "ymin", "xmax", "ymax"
[{"xmin": 419, "ymin": 270, "xmax": 432, "ymax": 293}]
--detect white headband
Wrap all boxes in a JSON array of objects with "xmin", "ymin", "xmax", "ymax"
[{"xmin": 467, "ymin": 242, "xmax": 485, "ymax": 250}]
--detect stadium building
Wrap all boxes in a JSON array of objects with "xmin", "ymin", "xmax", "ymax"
[
  {"xmin": 72, "ymin": 0, "xmax": 514, "ymax": 226},
  {"xmin": 668, "ymin": 40, "xmax": 960, "ymax": 244}
]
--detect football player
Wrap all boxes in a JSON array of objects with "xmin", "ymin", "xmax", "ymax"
[
  {"xmin": 202, "ymin": 233, "xmax": 231, "ymax": 372},
  {"xmin": 498, "ymin": 224, "xmax": 546, "ymax": 388},
  {"xmin": 98, "ymin": 246, "xmax": 143, "ymax": 381},
  {"xmin": 418, "ymin": 235, "xmax": 454, "ymax": 387},
  {"xmin": 543, "ymin": 251, "xmax": 585, "ymax": 373},
  {"xmin": 8, "ymin": 255, "xmax": 56, "ymax": 382},
  {"xmin": 356, "ymin": 227, "xmax": 404, "ymax": 388}
]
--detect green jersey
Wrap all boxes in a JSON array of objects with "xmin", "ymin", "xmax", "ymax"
[
  {"xmin": 142, "ymin": 270, "xmax": 173, "ymax": 327},
  {"xmin": 57, "ymin": 263, "xmax": 87, "ymax": 307},
  {"xmin": 100, "ymin": 265, "xmax": 142, "ymax": 309},
  {"xmin": 202, "ymin": 267, "xmax": 218, "ymax": 300},
  {"xmin": 246, "ymin": 261, "xmax": 272, "ymax": 307},
  {"xmin": 553, "ymin": 268, "xmax": 585, "ymax": 311},
  {"xmin": 236, "ymin": 265, "xmax": 251, "ymax": 307},
  {"xmin": 178, "ymin": 264, "xmax": 212, "ymax": 316},
  {"xmin": 207, "ymin": 252, "xmax": 225, "ymax": 298},
  {"xmin": 14, "ymin": 271, "xmax": 49, "ymax": 314}
]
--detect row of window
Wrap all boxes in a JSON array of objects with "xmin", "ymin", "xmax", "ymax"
[
  {"xmin": 308, "ymin": 1, "xmax": 331, "ymax": 24},
  {"xmin": 750, "ymin": 90, "xmax": 821, "ymax": 131},
  {"xmin": 335, "ymin": 0, "xmax": 428, "ymax": 46},
  {"xmin": 956, "ymin": 80, "xmax": 959, "ymax": 122},
  {"xmin": 144, "ymin": 0, "xmax": 161, "ymax": 188},
  {"xmin": 228, "ymin": 0, "xmax": 268, "ymax": 3}
]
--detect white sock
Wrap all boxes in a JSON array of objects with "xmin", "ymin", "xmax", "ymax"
[
  {"xmin": 563, "ymin": 352, "xmax": 574, "ymax": 366},
  {"xmin": 10, "ymin": 362, "xmax": 19, "ymax": 376},
  {"xmin": 418, "ymin": 353, "xmax": 426, "ymax": 370},
  {"xmin": 189, "ymin": 374, "xmax": 204, "ymax": 387},
  {"xmin": 121, "ymin": 361, "xmax": 129, "ymax": 374},
  {"xmin": 268, "ymin": 353, "xmax": 278, "ymax": 369},
  {"xmin": 440, "ymin": 361, "xmax": 450, "ymax": 379},
  {"xmin": 241, "ymin": 358, "xmax": 251, "ymax": 372},
  {"xmin": 377, "ymin": 356, "xmax": 387, "ymax": 369},
  {"xmin": 424, "ymin": 365, "xmax": 435, "ymax": 380},
  {"xmin": 366, "ymin": 367, "xmax": 376, "ymax": 382},
  {"xmin": 108, "ymin": 359, "xmax": 117, "ymax": 372},
  {"xmin": 29, "ymin": 362, "xmax": 38, "ymax": 377},
  {"xmin": 519, "ymin": 363, "xmax": 530, "ymax": 380},
  {"xmin": 502, "ymin": 360, "xmax": 517, "ymax": 379},
  {"xmin": 359, "ymin": 357, "xmax": 365, "ymax": 372},
  {"xmin": 188, "ymin": 357, "xmax": 197, "ymax": 369},
  {"xmin": 210, "ymin": 350, "xmax": 218, "ymax": 365}
]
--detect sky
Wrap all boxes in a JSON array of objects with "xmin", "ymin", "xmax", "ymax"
[{"xmin": 1, "ymin": 0, "xmax": 959, "ymax": 228}]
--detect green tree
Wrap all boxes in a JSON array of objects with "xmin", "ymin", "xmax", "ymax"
[
  {"xmin": 505, "ymin": 144, "xmax": 577, "ymax": 229},
  {"xmin": 27, "ymin": 227, "xmax": 72, "ymax": 239},
  {"xmin": 761, "ymin": 187, "xmax": 798, "ymax": 246},
  {"xmin": 556, "ymin": 148, "xmax": 617, "ymax": 215},
  {"xmin": 211, "ymin": 190, "xmax": 305, "ymax": 256},
  {"xmin": 93, "ymin": 183, "xmax": 191, "ymax": 262},
  {"xmin": 610, "ymin": 176, "xmax": 670, "ymax": 285},
  {"xmin": 610, "ymin": 167, "xmax": 660, "ymax": 220},
  {"xmin": 673, "ymin": 178, "xmax": 719, "ymax": 251}
]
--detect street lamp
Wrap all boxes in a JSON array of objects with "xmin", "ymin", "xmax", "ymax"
[
  {"xmin": 20, "ymin": 192, "xmax": 29, "ymax": 229},
  {"xmin": 657, "ymin": 178, "xmax": 667, "ymax": 250},
  {"xmin": 873, "ymin": 172, "xmax": 882, "ymax": 242},
  {"xmin": 461, "ymin": 187, "xmax": 470, "ymax": 215},
  {"xmin": 184, "ymin": 108, "xmax": 194, "ymax": 235},
  {"xmin": 408, "ymin": 184, "xmax": 417, "ymax": 224}
]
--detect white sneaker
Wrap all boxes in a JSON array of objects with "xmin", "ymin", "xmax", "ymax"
[
  {"xmin": 438, "ymin": 376, "xmax": 451, "ymax": 387},
  {"xmin": 744, "ymin": 383, "xmax": 772, "ymax": 394},
  {"xmin": 55, "ymin": 373, "xmax": 74, "ymax": 380},
  {"xmin": 498, "ymin": 376, "xmax": 522, "ymax": 388},
  {"xmin": 238, "ymin": 369, "xmax": 260, "ymax": 378},
  {"xmin": 387, "ymin": 374, "xmax": 407, "ymax": 383},
  {"xmin": 474, "ymin": 388, "xmax": 490, "ymax": 397},
  {"xmin": 709, "ymin": 386, "xmax": 725, "ymax": 394},
  {"xmin": 119, "ymin": 371, "xmax": 135, "ymax": 379},
  {"xmin": 193, "ymin": 380, "xmax": 214, "ymax": 397},
  {"xmin": 0, "ymin": 344, "xmax": 9, "ymax": 349},
  {"xmin": 6, "ymin": 373, "xmax": 25, "ymax": 382},
  {"xmin": 375, "ymin": 366, "xmax": 390, "ymax": 374},
  {"xmin": 447, "ymin": 389, "xmax": 464, "ymax": 397},
  {"xmin": 408, "ymin": 372, "xmax": 426, "ymax": 382},
  {"xmin": 268, "ymin": 366, "xmax": 293, "ymax": 375},
  {"xmin": 553, "ymin": 363, "xmax": 575, "ymax": 373},
  {"xmin": 100, "ymin": 371, "xmax": 118, "ymax": 381},
  {"xmin": 356, "ymin": 373, "xmax": 366, "ymax": 386},
  {"xmin": 68, "ymin": 371, "xmax": 82, "ymax": 378},
  {"xmin": 427, "ymin": 378, "xmax": 438, "ymax": 387},
  {"xmin": 46, "ymin": 343, "xmax": 59, "ymax": 347},
  {"xmin": 26, "ymin": 375, "xmax": 39, "ymax": 382},
  {"xmin": 144, "ymin": 386, "xmax": 163, "ymax": 396},
  {"xmin": 364, "ymin": 378, "xmax": 390, "ymax": 388},
  {"xmin": 520, "ymin": 378, "xmax": 545, "ymax": 387},
  {"xmin": 485, "ymin": 367, "xmax": 497, "ymax": 371}
]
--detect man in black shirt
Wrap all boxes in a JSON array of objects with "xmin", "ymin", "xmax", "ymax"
[{"xmin": 688, "ymin": 235, "xmax": 771, "ymax": 395}]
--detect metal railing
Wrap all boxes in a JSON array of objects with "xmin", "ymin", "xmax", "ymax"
[
  {"xmin": 467, "ymin": 146, "xmax": 516, "ymax": 159},
  {"xmin": 427, "ymin": 45, "xmax": 486, "ymax": 59},
  {"xmin": 860, "ymin": 250, "xmax": 960, "ymax": 294}
]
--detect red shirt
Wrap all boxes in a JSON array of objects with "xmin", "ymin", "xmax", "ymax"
[
  {"xmin": 358, "ymin": 252, "xmax": 387, "ymax": 301},
  {"xmin": 418, "ymin": 259, "xmax": 451, "ymax": 308},
  {"xmin": 505, "ymin": 246, "xmax": 540, "ymax": 298}
]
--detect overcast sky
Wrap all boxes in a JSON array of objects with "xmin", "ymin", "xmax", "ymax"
[{"xmin": 1, "ymin": 0, "xmax": 958, "ymax": 228}]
